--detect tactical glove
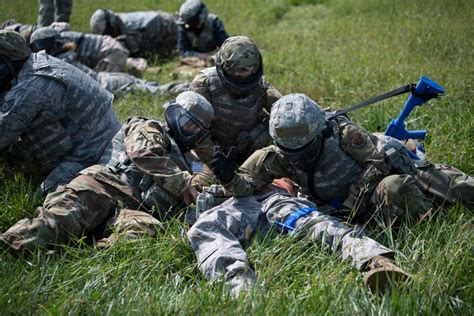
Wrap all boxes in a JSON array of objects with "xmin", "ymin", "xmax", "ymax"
[{"xmin": 210, "ymin": 146, "xmax": 237, "ymax": 185}]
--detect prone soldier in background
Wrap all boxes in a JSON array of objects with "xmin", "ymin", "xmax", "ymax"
[
  {"xmin": 0, "ymin": 92, "xmax": 214, "ymax": 253},
  {"xmin": 177, "ymin": 0, "xmax": 229, "ymax": 59},
  {"xmin": 29, "ymin": 27, "xmax": 190, "ymax": 96},
  {"xmin": 0, "ymin": 30, "xmax": 121, "ymax": 195},
  {"xmin": 1, "ymin": 19, "xmax": 129, "ymax": 72},
  {"xmin": 211, "ymin": 94, "xmax": 474, "ymax": 226},
  {"xmin": 90, "ymin": 8, "xmax": 177, "ymax": 58},
  {"xmin": 175, "ymin": 0, "xmax": 229, "ymax": 76}
]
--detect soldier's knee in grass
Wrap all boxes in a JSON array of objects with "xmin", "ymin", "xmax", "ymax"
[{"xmin": 112, "ymin": 209, "xmax": 164, "ymax": 239}]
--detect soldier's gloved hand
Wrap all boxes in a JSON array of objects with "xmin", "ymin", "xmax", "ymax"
[{"xmin": 211, "ymin": 146, "xmax": 237, "ymax": 185}]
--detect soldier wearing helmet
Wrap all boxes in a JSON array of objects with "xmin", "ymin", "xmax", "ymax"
[
  {"xmin": 29, "ymin": 27, "xmax": 190, "ymax": 96},
  {"xmin": 2, "ymin": 19, "xmax": 129, "ymax": 72},
  {"xmin": 0, "ymin": 30, "xmax": 121, "ymax": 195},
  {"xmin": 90, "ymin": 8, "xmax": 177, "ymax": 58},
  {"xmin": 211, "ymin": 93, "xmax": 474, "ymax": 225},
  {"xmin": 177, "ymin": 0, "xmax": 229, "ymax": 60},
  {"xmin": 1, "ymin": 19, "xmax": 38, "ymax": 42},
  {"xmin": 190, "ymin": 35, "xmax": 282, "ymax": 169},
  {"xmin": 1, "ymin": 92, "xmax": 214, "ymax": 253}
]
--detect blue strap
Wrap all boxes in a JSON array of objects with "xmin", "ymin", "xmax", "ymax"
[{"xmin": 273, "ymin": 207, "xmax": 316, "ymax": 232}]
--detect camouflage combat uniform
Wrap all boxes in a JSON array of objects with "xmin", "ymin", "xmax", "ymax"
[
  {"xmin": 188, "ymin": 182, "xmax": 395, "ymax": 296},
  {"xmin": 60, "ymin": 31, "xmax": 129, "ymax": 72},
  {"xmin": 56, "ymin": 50, "xmax": 189, "ymax": 96},
  {"xmin": 222, "ymin": 95, "xmax": 474, "ymax": 224},
  {"xmin": 177, "ymin": 0, "xmax": 229, "ymax": 59},
  {"xmin": 38, "ymin": 0, "xmax": 72, "ymax": 27},
  {"xmin": 190, "ymin": 36, "xmax": 282, "ymax": 166},
  {"xmin": 178, "ymin": 13, "xmax": 228, "ymax": 58},
  {"xmin": 90, "ymin": 9, "xmax": 177, "ymax": 58},
  {"xmin": 0, "ymin": 117, "xmax": 196, "ymax": 252},
  {"xmin": 1, "ymin": 50, "xmax": 121, "ymax": 194}
]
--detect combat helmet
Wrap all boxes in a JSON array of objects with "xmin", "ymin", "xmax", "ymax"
[
  {"xmin": 30, "ymin": 27, "xmax": 63, "ymax": 54},
  {"xmin": 90, "ymin": 9, "xmax": 123, "ymax": 37},
  {"xmin": 215, "ymin": 36, "xmax": 263, "ymax": 95},
  {"xmin": 0, "ymin": 29, "xmax": 31, "ymax": 61},
  {"xmin": 0, "ymin": 30, "xmax": 31, "ymax": 91},
  {"xmin": 270, "ymin": 94, "xmax": 328, "ymax": 170},
  {"xmin": 165, "ymin": 91, "xmax": 214, "ymax": 151},
  {"xmin": 178, "ymin": 0, "xmax": 209, "ymax": 29}
]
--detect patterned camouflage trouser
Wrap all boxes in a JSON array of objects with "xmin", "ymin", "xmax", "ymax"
[
  {"xmin": 95, "ymin": 36, "xmax": 129, "ymax": 73},
  {"xmin": 187, "ymin": 186, "xmax": 393, "ymax": 296},
  {"xmin": 370, "ymin": 162, "xmax": 474, "ymax": 223},
  {"xmin": 38, "ymin": 0, "xmax": 72, "ymax": 26},
  {"xmin": 0, "ymin": 167, "xmax": 161, "ymax": 253},
  {"xmin": 97, "ymin": 72, "xmax": 190, "ymax": 96}
]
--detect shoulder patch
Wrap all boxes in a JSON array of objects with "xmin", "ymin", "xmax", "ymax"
[{"xmin": 351, "ymin": 131, "xmax": 366, "ymax": 148}]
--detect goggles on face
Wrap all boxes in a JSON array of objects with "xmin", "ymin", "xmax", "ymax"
[
  {"xmin": 177, "ymin": 113, "xmax": 209, "ymax": 144},
  {"xmin": 277, "ymin": 136, "xmax": 323, "ymax": 170}
]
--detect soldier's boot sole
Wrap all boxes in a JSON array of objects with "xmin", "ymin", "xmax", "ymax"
[{"xmin": 363, "ymin": 267, "xmax": 411, "ymax": 294}]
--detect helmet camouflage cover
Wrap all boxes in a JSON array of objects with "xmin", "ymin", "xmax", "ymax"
[
  {"xmin": 0, "ymin": 29, "xmax": 31, "ymax": 61},
  {"xmin": 270, "ymin": 93, "xmax": 327, "ymax": 149},
  {"xmin": 218, "ymin": 36, "xmax": 262, "ymax": 81}
]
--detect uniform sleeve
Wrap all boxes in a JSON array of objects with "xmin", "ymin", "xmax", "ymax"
[
  {"xmin": 212, "ymin": 17, "xmax": 229, "ymax": 46},
  {"xmin": 0, "ymin": 79, "xmax": 56, "ymax": 150},
  {"xmin": 123, "ymin": 118, "xmax": 193, "ymax": 197},
  {"xmin": 223, "ymin": 146, "xmax": 290, "ymax": 196},
  {"xmin": 178, "ymin": 25, "xmax": 198, "ymax": 58},
  {"xmin": 338, "ymin": 122, "xmax": 392, "ymax": 209},
  {"xmin": 192, "ymin": 135, "xmax": 216, "ymax": 168},
  {"xmin": 190, "ymin": 71, "xmax": 212, "ymax": 101},
  {"xmin": 261, "ymin": 79, "xmax": 282, "ymax": 112}
]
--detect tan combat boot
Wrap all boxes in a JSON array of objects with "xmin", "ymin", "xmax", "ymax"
[{"xmin": 363, "ymin": 256, "xmax": 411, "ymax": 294}]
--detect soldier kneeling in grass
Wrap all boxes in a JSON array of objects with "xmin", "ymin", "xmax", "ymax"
[{"xmin": 0, "ymin": 92, "xmax": 213, "ymax": 252}]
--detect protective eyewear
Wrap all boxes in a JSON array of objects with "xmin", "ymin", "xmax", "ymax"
[{"xmin": 178, "ymin": 113, "xmax": 209, "ymax": 144}]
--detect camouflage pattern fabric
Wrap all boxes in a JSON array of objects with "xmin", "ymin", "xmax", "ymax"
[
  {"xmin": 190, "ymin": 67, "xmax": 281, "ymax": 166},
  {"xmin": 223, "ymin": 124, "xmax": 474, "ymax": 224},
  {"xmin": 270, "ymin": 93, "xmax": 327, "ymax": 149},
  {"xmin": 95, "ymin": 35, "xmax": 129, "ymax": 72},
  {"xmin": 117, "ymin": 11, "xmax": 177, "ymax": 57},
  {"xmin": 188, "ymin": 185, "xmax": 393, "ymax": 297},
  {"xmin": 38, "ymin": 0, "xmax": 72, "ymax": 27},
  {"xmin": 1, "ymin": 51, "xmax": 121, "ymax": 194},
  {"xmin": 55, "ymin": 51, "xmax": 189, "ymax": 96},
  {"xmin": 55, "ymin": 50, "xmax": 99, "ymax": 80},
  {"xmin": 97, "ymin": 72, "xmax": 190, "ymax": 96},
  {"xmin": 60, "ymin": 31, "xmax": 129, "ymax": 72},
  {"xmin": 183, "ymin": 14, "xmax": 221, "ymax": 54},
  {"xmin": 0, "ymin": 171, "xmax": 160, "ymax": 252},
  {"xmin": 218, "ymin": 36, "xmax": 260, "ymax": 81},
  {"xmin": 0, "ymin": 116, "xmax": 202, "ymax": 253},
  {"xmin": 0, "ymin": 30, "xmax": 31, "ymax": 60}
]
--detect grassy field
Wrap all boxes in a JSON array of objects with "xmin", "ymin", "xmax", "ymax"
[{"xmin": 1, "ymin": 0, "xmax": 473, "ymax": 314}]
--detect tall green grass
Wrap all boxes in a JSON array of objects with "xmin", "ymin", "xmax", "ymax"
[{"xmin": 0, "ymin": 0, "xmax": 473, "ymax": 314}]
